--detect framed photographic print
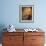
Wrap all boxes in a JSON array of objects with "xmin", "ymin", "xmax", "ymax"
[{"xmin": 19, "ymin": 5, "xmax": 34, "ymax": 23}]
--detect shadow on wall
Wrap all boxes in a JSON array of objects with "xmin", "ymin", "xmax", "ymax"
[{"xmin": 0, "ymin": 24, "xmax": 7, "ymax": 43}]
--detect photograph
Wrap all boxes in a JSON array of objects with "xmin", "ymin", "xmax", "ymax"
[
  {"xmin": 19, "ymin": 5, "xmax": 34, "ymax": 23},
  {"xmin": 0, "ymin": 0, "xmax": 45, "ymax": 46}
]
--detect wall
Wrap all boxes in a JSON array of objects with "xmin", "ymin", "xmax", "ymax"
[{"xmin": 0, "ymin": 0, "xmax": 46, "ymax": 29}]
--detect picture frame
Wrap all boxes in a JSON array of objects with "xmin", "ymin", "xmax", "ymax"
[{"xmin": 19, "ymin": 5, "xmax": 34, "ymax": 23}]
